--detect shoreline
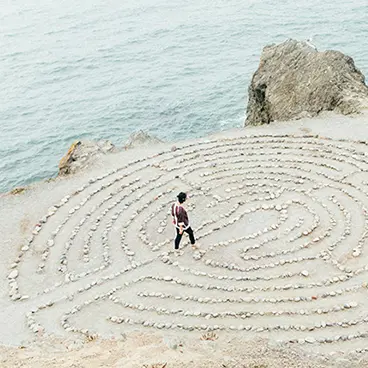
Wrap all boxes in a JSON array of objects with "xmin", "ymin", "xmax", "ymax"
[
  {"xmin": 2, "ymin": 110, "xmax": 367, "ymax": 198},
  {"xmin": 0, "ymin": 125, "xmax": 241, "ymax": 198}
]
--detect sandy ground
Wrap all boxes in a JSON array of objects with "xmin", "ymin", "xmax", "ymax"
[
  {"xmin": 1, "ymin": 334, "xmax": 368, "ymax": 368},
  {"xmin": 1, "ymin": 112, "xmax": 368, "ymax": 367}
]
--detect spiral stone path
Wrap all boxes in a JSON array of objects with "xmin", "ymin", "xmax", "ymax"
[{"xmin": 4, "ymin": 132, "xmax": 368, "ymax": 356}]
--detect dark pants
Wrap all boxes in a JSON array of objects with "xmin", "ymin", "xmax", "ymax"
[{"xmin": 175, "ymin": 227, "xmax": 195, "ymax": 249}]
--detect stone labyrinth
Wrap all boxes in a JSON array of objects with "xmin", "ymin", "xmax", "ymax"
[{"xmin": 7, "ymin": 134, "xmax": 368, "ymax": 355}]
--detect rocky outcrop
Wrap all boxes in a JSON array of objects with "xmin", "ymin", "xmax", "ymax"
[
  {"xmin": 245, "ymin": 39, "xmax": 368, "ymax": 126},
  {"xmin": 9, "ymin": 187, "xmax": 27, "ymax": 195},
  {"xmin": 58, "ymin": 140, "xmax": 116, "ymax": 176},
  {"xmin": 123, "ymin": 130, "xmax": 163, "ymax": 149},
  {"xmin": 58, "ymin": 131, "xmax": 163, "ymax": 177}
]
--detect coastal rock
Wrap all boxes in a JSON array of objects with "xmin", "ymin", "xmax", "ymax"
[
  {"xmin": 58, "ymin": 140, "xmax": 116, "ymax": 176},
  {"xmin": 123, "ymin": 130, "xmax": 163, "ymax": 149},
  {"xmin": 245, "ymin": 39, "xmax": 368, "ymax": 126},
  {"xmin": 9, "ymin": 187, "xmax": 27, "ymax": 195}
]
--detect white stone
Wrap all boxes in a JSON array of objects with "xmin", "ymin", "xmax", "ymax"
[{"xmin": 8, "ymin": 270, "xmax": 18, "ymax": 279}]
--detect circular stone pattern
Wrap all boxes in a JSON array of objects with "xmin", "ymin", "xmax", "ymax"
[{"xmin": 8, "ymin": 134, "xmax": 368, "ymax": 355}]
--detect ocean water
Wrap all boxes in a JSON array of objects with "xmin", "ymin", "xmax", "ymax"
[{"xmin": 0, "ymin": 0, "xmax": 367, "ymax": 193}]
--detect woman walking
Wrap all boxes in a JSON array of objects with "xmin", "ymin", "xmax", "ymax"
[{"xmin": 171, "ymin": 192, "xmax": 197, "ymax": 250}]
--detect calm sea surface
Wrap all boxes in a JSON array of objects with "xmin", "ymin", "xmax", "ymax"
[{"xmin": 0, "ymin": 0, "xmax": 367, "ymax": 193}]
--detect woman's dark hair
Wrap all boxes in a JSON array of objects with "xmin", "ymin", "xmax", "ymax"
[{"xmin": 177, "ymin": 192, "xmax": 187, "ymax": 204}]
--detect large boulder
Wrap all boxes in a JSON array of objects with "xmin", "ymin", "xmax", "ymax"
[
  {"xmin": 245, "ymin": 39, "xmax": 368, "ymax": 126},
  {"xmin": 58, "ymin": 140, "xmax": 116, "ymax": 176},
  {"xmin": 123, "ymin": 130, "xmax": 163, "ymax": 149}
]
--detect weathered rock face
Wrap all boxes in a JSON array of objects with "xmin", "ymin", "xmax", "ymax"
[
  {"xmin": 58, "ymin": 140, "xmax": 116, "ymax": 176},
  {"xmin": 245, "ymin": 39, "xmax": 368, "ymax": 126},
  {"xmin": 123, "ymin": 130, "xmax": 163, "ymax": 149}
]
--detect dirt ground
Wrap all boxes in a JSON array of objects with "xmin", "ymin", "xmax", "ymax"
[{"xmin": 1, "ymin": 333, "xmax": 368, "ymax": 368}]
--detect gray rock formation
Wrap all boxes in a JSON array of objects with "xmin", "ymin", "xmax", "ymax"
[
  {"xmin": 245, "ymin": 39, "xmax": 368, "ymax": 126},
  {"xmin": 123, "ymin": 130, "xmax": 163, "ymax": 149},
  {"xmin": 58, "ymin": 131, "xmax": 163, "ymax": 177},
  {"xmin": 58, "ymin": 140, "xmax": 116, "ymax": 176}
]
